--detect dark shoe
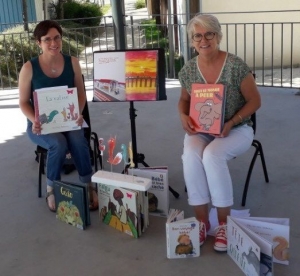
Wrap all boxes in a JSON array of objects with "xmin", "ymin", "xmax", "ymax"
[{"xmin": 46, "ymin": 190, "xmax": 56, "ymax": 212}]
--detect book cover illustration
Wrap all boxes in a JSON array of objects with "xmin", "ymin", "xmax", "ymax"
[
  {"xmin": 33, "ymin": 86, "xmax": 80, "ymax": 135},
  {"xmin": 166, "ymin": 209, "xmax": 200, "ymax": 259},
  {"xmin": 227, "ymin": 216, "xmax": 264, "ymax": 276},
  {"xmin": 53, "ymin": 181, "xmax": 88, "ymax": 230},
  {"xmin": 128, "ymin": 167, "xmax": 169, "ymax": 217},
  {"xmin": 98, "ymin": 183, "xmax": 139, "ymax": 238},
  {"xmin": 93, "ymin": 50, "xmax": 158, "ymax": 101},
  {"xmin": 189, "ymin": 83, "xmax": 226, "ymax": 135},
  {"xmin": 233, "ymin": 217, "xmax": 290, "ymax": 265}
]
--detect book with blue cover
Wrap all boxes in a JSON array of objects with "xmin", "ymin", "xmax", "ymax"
[{"xmin": 53, "ymin": 180, "xmax": 90, "ymax": 230}]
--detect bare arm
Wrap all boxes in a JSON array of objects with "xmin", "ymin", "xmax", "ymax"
[
  {"xmin": 178, "ymin": 87, "xmax": 198, "ymax": 135},
  {"xmin": 220, "ymin": 72, "xmax": 261, "ymax": 137},
  {"xmin": 18, "ymin": 61, "xmax": 35, "ymax": 123},
  {"xmin": 231, "ymin": 72, "xmax": 261, "ymax": 125},
  {"xmin": 71, "ymin": 56, "xmax": 86, "ymax": 114}
]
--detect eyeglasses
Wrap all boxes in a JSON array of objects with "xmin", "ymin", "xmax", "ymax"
[
  {"xmin": 41, "ymin": 35, "xmax": 62, "ymax": 44},
  {"xmin": 192, "ymin": 32, "xmax": 215, "ymax": 42}
]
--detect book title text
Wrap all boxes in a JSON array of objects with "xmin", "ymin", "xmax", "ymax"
[{"xmin": 193, "ymin": 88, "xmax": 220, "ymax": 98}]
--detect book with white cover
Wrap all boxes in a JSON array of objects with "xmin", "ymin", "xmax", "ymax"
[
  {"xmin": 128, "ymin": 167, "xmax": 169, "ymax": 217},
  {"xmin": 227, "ymin": 216, "xmax": 290, "ymax": 276},
  {"xmin": 166, "ymin": 209, "xmax": 200, "ymax": 259},
  {"xmin": 33, "ymin": 86, "xmax": 81, "ymax": 134},
  {"xmin": 92, "ymin": 170, "xmax": 152, "ymax": 191}
]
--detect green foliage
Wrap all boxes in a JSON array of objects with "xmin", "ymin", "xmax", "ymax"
[
  {"xmin": 63, "ymin": 1, "xmax": 103, "ymax": 26},
  {"xmin": 0, "ymin": 23, "xmax": 90, "ymax": 87},
  {"xmin": 49, "ymin": 0, "xmax": 103, "ymax": 27},
  {"xmin": 135, "ymin": 0, "xmax": 146, "ymax": 9},
  {"xmin": 140, "ymin": 19, "xmax": 168, "ymax": 48}
]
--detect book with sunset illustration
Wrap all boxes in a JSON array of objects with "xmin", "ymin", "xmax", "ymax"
[
  {"xmin": 190, "ymin": 83, "xmax": 226, "ymax": 135},
  {"xmin": 93, "ymin": 48, "xmax": 166, "ymax": 102},
  {"xmin": 33, "ymin": 86, "xmax": 80, "ymax": 134}
]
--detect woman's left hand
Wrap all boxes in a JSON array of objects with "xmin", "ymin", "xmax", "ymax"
[
  {"xmin": 76, "ymin": 114, "xmax": 84, "ymax": 127},
  {"xmin": 213, "ymin": 120, "xmax": 234, "ymax": 138}
]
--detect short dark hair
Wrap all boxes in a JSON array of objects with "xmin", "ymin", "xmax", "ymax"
[{"xmin": 33, "ymin": 20, "xmax": 63, "ymax": 42}]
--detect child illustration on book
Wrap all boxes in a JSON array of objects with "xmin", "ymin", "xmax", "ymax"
[
  {"xmin": 175, "ymin": 234, "xmax": 194, "ymax": 255},
  {"xmin": 194, "ymin": 99, "xmax": 222, "ymax": 131},
  {"xmin": 101, "ymin": 188, "xmax": 138, "ymax": 238}
]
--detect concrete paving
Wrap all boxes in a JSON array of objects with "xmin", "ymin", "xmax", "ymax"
[
  {"xmin": 0, "ymin": 80, "xmax": 299, "ymax": 276},
  {"xmin": 1, "ymin": 1, "xmax": 299, "ymax": 275}
]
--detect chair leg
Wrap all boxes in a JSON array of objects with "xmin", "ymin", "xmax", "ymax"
[
  {"xmin": 38, "ymin": 152, "xmax": 44, "ymax": 198},
  {"xmin": 254, "ymin": 139, "xmax": 269, "ymax": 183},
  {"xmin": 241, "ymin": 140, "xmax": 269, "ymax": 206}
]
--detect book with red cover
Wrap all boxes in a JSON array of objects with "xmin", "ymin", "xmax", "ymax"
[{"xmin": 189, "ymin": 83, "xmax": 226, "ymax": 135}]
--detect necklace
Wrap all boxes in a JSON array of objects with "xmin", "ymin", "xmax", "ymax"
[{"xmin": 51, "ymin": 68, "xmax": 57, "ymax": 73}]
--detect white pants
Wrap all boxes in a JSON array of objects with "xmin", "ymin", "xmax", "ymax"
[{"xmin": 182, "ymin": 124, "xmax": 254, "ymax": 207}]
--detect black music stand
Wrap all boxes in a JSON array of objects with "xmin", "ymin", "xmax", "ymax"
[{"xmin": 127, "ymin": 101, "xmax": 180, "ymax": 199}]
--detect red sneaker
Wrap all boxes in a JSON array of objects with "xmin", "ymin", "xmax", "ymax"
[
  {"xmin": 199, "ymin": 221, "xmax": 211, "ymax": 246},
  {"xmin": 214, "ymin": 222, "xmax": 227, "ymax": 252}
]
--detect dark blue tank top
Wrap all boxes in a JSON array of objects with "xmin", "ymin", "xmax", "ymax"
[{"xmin": 30, "ymin": 54, "xmax": 75, "ymax": 106}]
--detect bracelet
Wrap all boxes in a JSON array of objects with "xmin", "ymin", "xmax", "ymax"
[
  {"xmin": 230, "ymin": 119, "xmax": 236, "ymax": 126},
  {"xmin": 237, "ymin": 114, "xmax": 243, "ymax": 123}
]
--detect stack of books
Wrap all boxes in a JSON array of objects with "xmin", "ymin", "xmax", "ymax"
[{"xmin": 92, "ymin": 170, "xmax": 152, "ymax": 238}]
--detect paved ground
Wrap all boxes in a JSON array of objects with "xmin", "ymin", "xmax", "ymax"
[
  {"xmin": 0, "ymin": 80, "xmax": 300, "ymax": 275},
  {"xmin": 0, "ymin": 1, "xmax": 299, "ymax": 275}
]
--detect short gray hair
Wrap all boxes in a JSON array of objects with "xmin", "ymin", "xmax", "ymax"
[{"xmin": 187, "ymin": 14, "xmax": 223, "ymax": 46}]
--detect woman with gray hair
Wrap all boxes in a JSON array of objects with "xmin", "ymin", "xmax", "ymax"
[{"xmin": 178, "ymin": 14, "xmax": 261, "ymax": 252}]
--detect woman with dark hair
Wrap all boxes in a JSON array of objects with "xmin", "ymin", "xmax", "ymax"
[
  {"xmin": 178, "ymin": 14, "xmax": 261, "ymax": 252},
  {"xmin": 18, "ymin": 20, "xmax": 98, "ymax": 212}
]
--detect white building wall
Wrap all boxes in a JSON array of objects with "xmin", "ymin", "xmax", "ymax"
[{"xmin": 200, "ymin": 0, "xmax": 300, "ymax": 68}]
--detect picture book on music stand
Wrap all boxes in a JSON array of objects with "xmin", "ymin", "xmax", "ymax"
[{"xmin": 93, "ymin": 48, "xmax": 166, "ymax": 102}]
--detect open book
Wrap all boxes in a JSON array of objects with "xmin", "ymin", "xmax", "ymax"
[{"xmin": 227, "ymin": 216, "xmax": 290, "ymax": 276}]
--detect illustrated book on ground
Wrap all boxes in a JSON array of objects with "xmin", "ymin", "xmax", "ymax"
[
  {"xmin": 92, "ymin": 171, "xmax": 152, "ymax": 238},
  {"xmin": 33, "ymin": 86, "xmax": 81, "ymax": 134},
  {"xmin": 189, "ymin": 83, "xmax": 226, "ymax": 135},
  {"xmin": 97, "ymin": 183, "xmax": 147, "ymax": 238},
  {"xmin": 227, "ymin": 216, "xmax": 290, "ymax": 276},
  {"xmin": 128, "ymin": 167, "xmax": 169, "ymax": 217},
  {"xmin": 166, "ymin": 209, "xmax": 200, "ymax": 259},
  {"xmin": 53, "ymin": 180, "xmax": 90, "ymax": 230},
  {"xmin": 93, "ymin": 48, "xmax": 166, "ymax": 102}
]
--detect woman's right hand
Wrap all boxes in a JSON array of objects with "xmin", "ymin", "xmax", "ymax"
[
  {"xmin": 32, "ymin": 121, "xmax": 42, "ymax": 135},
  {"xmin": 180, "ymin": 113, "xmax": 198, "ymax": 135}
]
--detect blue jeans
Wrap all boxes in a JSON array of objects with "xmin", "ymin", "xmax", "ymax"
[{"xmin": 27, "ymin": 122, "xmax": 93, "ymax": 187}]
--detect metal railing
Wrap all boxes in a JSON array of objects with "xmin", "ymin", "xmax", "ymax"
[{"xmin": 1, "ymin": 13, "xmax": 300, "ymax": 89}]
